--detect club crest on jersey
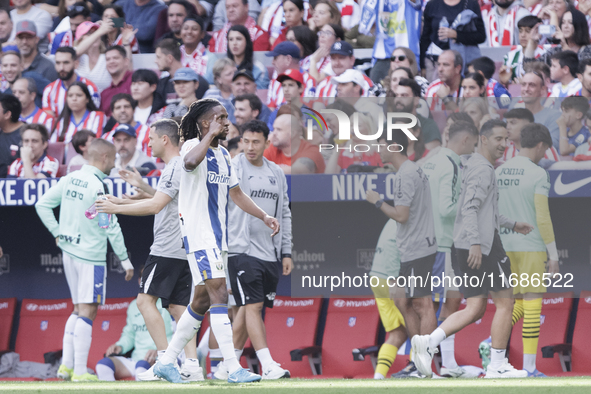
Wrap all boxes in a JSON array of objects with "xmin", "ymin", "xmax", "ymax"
[
  {"xmin": 286, "ymin": 317, "xmax": 295, "ymax": 327},
  {"xmin": 102, "ymin": 321, "xmax": 110, "ymax": 331},
  {"xmin": 207, "ymin": 171, "xmax": 230, "ymax": 185},
  {"xmin": 40, "ymin": 320, "xmax": 48, "ymax": 331},
  {"xmin": 268, "ymin": 176, "xmax": 276, "ymax": 185}
]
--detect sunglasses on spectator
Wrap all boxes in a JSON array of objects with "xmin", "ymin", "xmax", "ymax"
[
  {"xmin": 390, "ymin": 55, "xmax": 407, "ymax": 62},
  {"xmin": 317, "ymin": 31, "xmax": 336, "ymax": 37},
  {"xmin": 67, "ymin": 5, "xmax": 86, "ymax": 13}
]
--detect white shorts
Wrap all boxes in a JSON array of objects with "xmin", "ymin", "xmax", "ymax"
[
  {"xmin": 187, "ymin": 248, "xmax": 227, "ymax": 285},
  {"xmin": 63, "ymin": 253, "xmax": 107, "ymax": 305}
]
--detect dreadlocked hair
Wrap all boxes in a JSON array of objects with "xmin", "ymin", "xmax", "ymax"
[{"xmin": 179, "ymin": 98, "xmax": 223, "ymax": 142}]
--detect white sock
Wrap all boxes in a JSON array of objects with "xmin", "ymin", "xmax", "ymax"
[
  {"xmin": 489, "ymin": 348, "xmax": 506, "ymax": 369},
  {"xmin": 95, "ymin": 360, "xmax": 115, "ymax": 381},
  {"xmin": 62, "ymin": 314, "xmax": 78, "ymax": 369},
  {"xmin": 523, "ymin": 353, "xmax": 536, "ymax": 373},
  {"xmin": 440, "ymin": 334, "xmax": 458, "ymax": 369},
  {"xmin": 157, "ymin": 350, "xmax": 165, "ymax": 361},
  {"xmin": 374, "ymin": 372, "xmax": 385, "ymax": 379},
  {"xmin": 209, "ymin": 348, "xmax": 222, "ymax": 373},
  {"xmin": 161, "ymin": 307, "xmax": 202, "ymax": 365},
  {"xmin": 73, "ymin": 317, "xmax": 93, "ymax": 376},
  {"xmin": 210, "ymin": 304, "xmax": 241, "ymax": 374},
  {"xmin": 235, "ymin": 348, "xmax": 243, "ymax": 360},
  {"xmin": 256, "ymin": 347, "xmax": 274, "ymax": 372},
  {"xmin": 185, "ymin": 358, "xmax": 199, "ymax": 366},
  {"xmin": 429, "ymin": 327, "xmax": 447, "ymax": 350}
]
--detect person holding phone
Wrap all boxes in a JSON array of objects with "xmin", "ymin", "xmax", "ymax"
[
  {"xmin": 102, "ymin": 5, "xmax": 140, "ymax": 54},
  {"xmin": 524, "ymin": 6, "xmax": 591, "ymax": 66}
]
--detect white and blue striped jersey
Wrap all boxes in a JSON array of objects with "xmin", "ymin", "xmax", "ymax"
[
  {"xmin": 178, "ymin": 138, "xmax": 239, "ymax": 254},
  {"xmin": 370, "ymin": 0, "xmax": 422, "ymax": 61}
]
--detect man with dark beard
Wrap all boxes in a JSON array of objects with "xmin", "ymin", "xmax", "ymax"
[
  {"xmin": 41, "ymin": 47, "xmax": 100, "ymax": 118},
  {"xmin": 393, "ymin": 79, "xmax": 442, "ymax": 150},
  {"xmin": 484, "ymin": 0, "xmax": 530, "ymax": 47}
]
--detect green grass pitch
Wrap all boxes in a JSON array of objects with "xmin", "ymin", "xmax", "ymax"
[{"xmin": 2, "ymin": 378, "xmax": 591, "ymax": 394}]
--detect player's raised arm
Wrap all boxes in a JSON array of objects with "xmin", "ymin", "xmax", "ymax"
[{"xmin": 183, "ymin": 114, "xmax": 227, "ymax": 171}]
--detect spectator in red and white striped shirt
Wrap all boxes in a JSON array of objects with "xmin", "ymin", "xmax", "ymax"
[
  {"xmin": 180, "ymin": 15, "xmax": 208, "ymax": 76},
  {"xmin": 425, "ymin": 50, "xmax": 464, "ymax": 111},
  {"xmin": 13, "ymin": 77, "xmax": 55, "ymax": 131},
  {"xmin": 102, "ymin": 5, "xmax": 141, "ymax": 54},
  {"xmin": 265, "ymin": 0, "xmax": 307, "ymax": 49},
  {"xmin": 265, "ymin": 41, "xmax": 315, "ymax": 109},
  {"xmin": 42, "ymin": 47, "xmax": 100, "ymax": 118},
  {"xmin": 500, "ymin": 107, "xmax": 560, "ymax": 169},
  {"xmin": 102, "ymin": 93, "xmax": 152, "ymax": 157},
  {"xmin": 209, "ymin": 0, "xmax": 270, "ymax": 52},
  {"xmin": 51, "ymin": 81, "xmax": 107, "ymax": 143},
  {"xmin": 8, "ymin": 123, "xmax": 59, "ymax": 178}
]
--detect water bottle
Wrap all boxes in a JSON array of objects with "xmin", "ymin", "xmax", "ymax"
[
  {"xmin": 85, "ymin": 201, "xmax": 98, "ymax": 220},
  {"xmin": 97, "ymin": 190, "xmax": 110, "ymax": 229},
  {"xmin": 439, "ymin": 17, "xmax": 449, "ymax": 43}
]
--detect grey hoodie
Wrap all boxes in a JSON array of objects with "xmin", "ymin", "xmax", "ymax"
[
  {"xmin": 228, "ymin": 153, "xmax": 292, "ymax": 260},
  {"xmin": 453, "ymin": 152, "xmax": 516, "ymax": 255}
]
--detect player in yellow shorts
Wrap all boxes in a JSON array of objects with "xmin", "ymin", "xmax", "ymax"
[
  {"xmin": 369, "ymin": 219, "xmax": 410, "ymax": 379},
  {"xmin": 496, "ymin": 122, "xmax": 560, "ymax": 377}
]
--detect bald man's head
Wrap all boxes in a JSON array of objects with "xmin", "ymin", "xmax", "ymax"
[
  {"xmin": 270, "ymin": 114, "xmax": 294, "ymax": 150},
  {"xmin": 88, "ymin": 138, "xmax": 116, "ymax": 175}
]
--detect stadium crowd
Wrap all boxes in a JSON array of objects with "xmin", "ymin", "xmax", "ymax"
[{"xmin": 0, "ymin": 0, "xmax": 585, "ymax": 384}]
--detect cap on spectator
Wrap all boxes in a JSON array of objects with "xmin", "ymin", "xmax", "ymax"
[
  {"xmin": 265, "ymin": 41, "xmax": 301, "ymax": 59},
  {"xmin": 2, "ymin": 45, "xmax": 19, "ymax": 53},
  {"xmin": 331, "ymin": 69, "xmax": 368, "ymax": 93},
  {"xmin": 16, "ymin": 21, "xmax": 36, "ymax": 37},
  {"xmin": 113, "ymin": 123, "xmax": 136, "ymax": 138},
  {"xmin": 330, "ymin": 41, "xmax": 354, "ymax": 57},
  {"xmin": 277, "ymin": 68, "xmax": 304, "ymax": 85},
  {"xmin": 75, "ymin": 21, "xmax": 99, "ymax": 41},
  {"xmin": 173, "ymin": 67, "xmax": 199, "ymax": 82},
  {"xmin": 233, "ymin": 68, "xmax": 255, "ymax": 82}
]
